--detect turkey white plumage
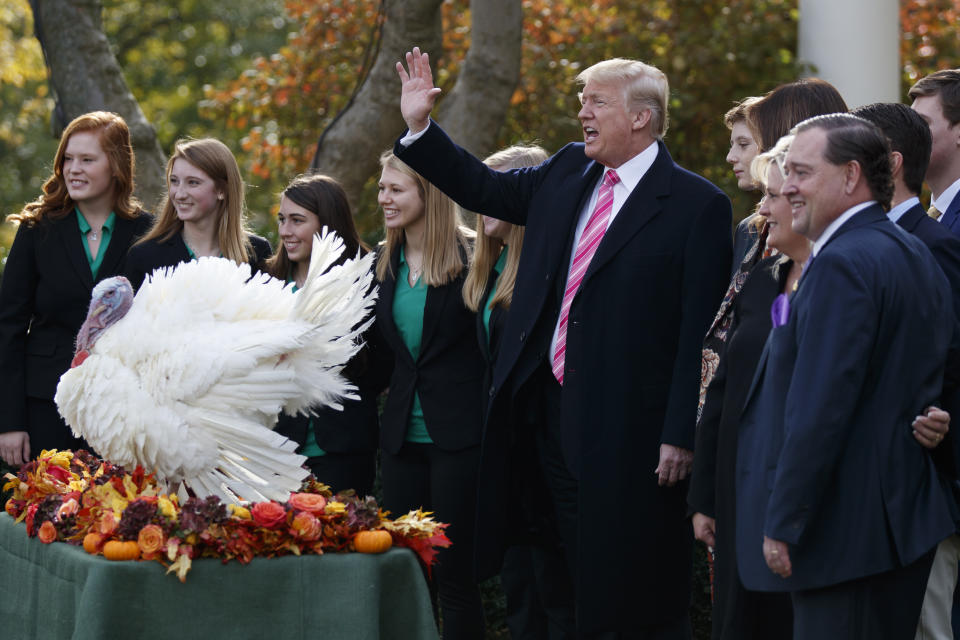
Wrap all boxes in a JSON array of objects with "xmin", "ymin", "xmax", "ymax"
[{"xmin": 55, "ymin": 231, "xmax": 376, "ymax": 504}]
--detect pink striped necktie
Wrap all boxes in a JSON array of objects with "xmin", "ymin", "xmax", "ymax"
[{"xmin": 552, "ymin": 169, "xmax": 620, "ymax": 384}]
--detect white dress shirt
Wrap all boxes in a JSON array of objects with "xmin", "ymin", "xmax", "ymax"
[
  {"xmin": 812, "ymin": 200, "xmax": 876, "ymax": 257},
  {"xmin": 932, "ymin": 177, "xmax": 960, "ymax": 220},
  {"xmin": 887, "ymin": 196, "xmax": 920, "ymax": 224}
]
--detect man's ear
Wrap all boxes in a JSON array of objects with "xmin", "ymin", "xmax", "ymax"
[
  {"xmin": 845, "ymin": 160, "xmax": 863, "ymax": 195},
  {"xmin": 632, "ymin": 109, "xmax": 652, "ymax": 131},
  {"xmin": 889, "ymin": 151, "xmax": 904, "ymax": 180}
]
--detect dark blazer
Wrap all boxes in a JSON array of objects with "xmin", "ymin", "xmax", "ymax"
[
  {"xmin": 476, "ymin": 266, "xmax": 508, "ymax": 405},
  {"xmin": 688, "ymin": 255, "xmax": 791, "ymax": 638},
  {"xmin": 731, "ymin": 214, "xmax": 760, "ymax": 278},
  {"xmin": 0, "ymin": 209, "xmax": 153, "ymax": 446},
  {"xmin": 736, "ymin": 204, "xmax": 956, "ymax": 592},
  {"xmin": 375, "ymin": 244, "xmax": 486, "ymax": 455},
  {"xmin": 937, "ymin": 189, "xmax": 960, "ymax": 237},
  {"xmin": 897, "ymin": 202, "xmax": 960, "ymax": 480},
  {"xmin": 275, "ymin": 315, "xmax": 391, "ymax": 455},
  {"xmin": 396, "ymin": 123, "xmax": 732, "ymax": 630},
  {"xmin": 125, "ymin": 232, "xmax": 272, "ymax": 291}
]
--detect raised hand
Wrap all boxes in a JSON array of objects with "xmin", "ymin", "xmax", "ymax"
[{"xmin": 396, "ymin": 47, "xmax": 442, "ymax": 134}]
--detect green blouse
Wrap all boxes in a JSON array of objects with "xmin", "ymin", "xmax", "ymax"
[
  {"xmin": 482, "ymin": 248, "xmax": 508, "ymax": 346},
  {"xmin": 393, "ymin": 246, "xmax": 432, "ymax": 444},
  {"xmin": 76, "ymin": 209, "xmax": 116, "ymax": 280}
]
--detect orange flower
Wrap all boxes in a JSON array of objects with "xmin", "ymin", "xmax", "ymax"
[
  {"xmin": 289, "ymin": 492, "xmax": 327, "ymax": 515},
  {"xmin": 138, "ymin": 524, "xmax": 165, "ymax": 556},
  {"xmin": 251, "ymin": 501, "xmax": 287, "ymax": 529},
  {"xmin": 98, "ymin": 511, "xmax": 118, "ymax": 536},
  {"xmin": 291, "ymin": 511, "xmax": 322, "ymax": 541},
  {"xmin": 38, "ymin": 521, "xmax": 57, "ymax": 544}
]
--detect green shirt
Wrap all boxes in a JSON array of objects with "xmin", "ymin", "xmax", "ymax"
[
  {"xmin": 393, "ymin": 246, "xmax": 432, "ymax": 444},
  {"xmin": 482, "ymin": 248, "xmax": 508, "ymax": 346},
  {"xmin": 289, "ymin": 281, "xmax": 326, "ymax": 458},
  {"xmin": 76, "ymin": 209, "xmax": 116, "ymax": 281}
]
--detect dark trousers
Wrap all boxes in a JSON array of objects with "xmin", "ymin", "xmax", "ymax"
[
  {"xmin": 304, "ymin": 451, "xmax": 375, "ymax": 497},
  {"xmin": 533, "ymin": 367, "xmax": 691, "ymax": 640},
  {"xmin": 381, "ymin": 442, "xmax": 484, "ymax": 640},
  {"xmin": 501, "ymin": 543, "xmax": 576, "ymax": 640},
  {"xmin": 792, "ymin": 548, "xmax": 937, "ymax": 640}
]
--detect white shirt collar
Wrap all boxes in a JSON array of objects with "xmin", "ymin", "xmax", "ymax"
[
  {"xmin": 605, "ymin": 141, "xmax": 659, "ymax": 193},
  {"xmin": 812, "ymin": 200, "xmax": 876, "ymax": 257},
  {"xmin": 886, "ymin": 196, "xmax": 920, "ymax": 224},
  {"xmin": 933, "ymin": 176, "xmax": 960, "ymax": 214}
]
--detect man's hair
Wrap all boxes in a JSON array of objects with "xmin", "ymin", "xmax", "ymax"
[
  {"xmin": 793, "ymin": 113, "xmax": 893, "ymax": 210},
  {"xmin": 723, "ymin": 96, "xmax": 761, "ymax": 130},
  {"xmin": 746, "ymin": 78, "xmax": 848, "ymax": 152},
  {"xmin": 852, "ymin": 103, "xmax": 931, "ymax": 197},
  {"xmin": 909, "ymin": 69, "xmax": 960, "ymax": 126},
  {"xmin": 577, "ymin": 58, "xmax": 669, "ymax": 139}
]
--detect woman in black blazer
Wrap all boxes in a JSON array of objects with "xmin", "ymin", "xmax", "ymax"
[
  {"xmin": 265, "ymin": 173, "xmax": 388, "ymax": 497},
  {"xmin": 0, "ymin": 111, "xmax": 152, "ymax": 465},
  {"xmin": 375, "ymin": 151, "xmax": 486, "ymax": 640},
  {"xmin": 462, "ymin": 144, "xmax": 576, "ymax": 639},
  {"xmin": 126, "ymin": 138, "xmax": 270, "ymax": 290}
]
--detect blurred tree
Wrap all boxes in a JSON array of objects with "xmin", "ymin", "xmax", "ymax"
[
  {"xmin": 901, "ymin": 0, "xmax": 960, "ymax": 92},
  {"xmin": 208, "ymin": 0, "xmax": 803, "ymax": 237},
  {"xmin": 29, "ymin": 0, "xmax": 167, "ymax": 207},
  {"xmin": 0, "ymin": 0, "xmax": 56, "ymax": 224}
]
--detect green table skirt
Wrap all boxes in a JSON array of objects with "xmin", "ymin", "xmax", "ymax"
[{"xmin": 0, "ymin": 513, "xmax": 439, "ymax": 640}]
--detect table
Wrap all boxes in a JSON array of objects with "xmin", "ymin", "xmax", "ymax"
[{"xmin": 0, "ymin": 513, "xmax": 439, "ymax": 640}]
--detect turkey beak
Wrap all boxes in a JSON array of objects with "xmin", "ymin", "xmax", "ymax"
[{"xmin": 89, "ymin": 304, "xmax": 108, "ymax": 329}]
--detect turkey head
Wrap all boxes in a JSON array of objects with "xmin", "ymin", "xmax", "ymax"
[{"xmin": 74, "ymin": 276, "xmax": 134, "ymax": 365}]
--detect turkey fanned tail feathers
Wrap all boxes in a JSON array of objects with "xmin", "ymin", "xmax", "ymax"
[{"xmin": 55, "ymin": 230, "xmax": 377, "ymax": 504}]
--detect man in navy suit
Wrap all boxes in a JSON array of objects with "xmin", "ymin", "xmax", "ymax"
[
  {"xmin": 910, "ymin": 69, "xmax": 960, "ymax": 235},
  {"xmin": 855, "ymin": 101, "xmax": 960, "ymax": 640},
  {"xmin": 393, "ymin": 48, "xmax": 732, "ymax": 637},
  {"xmin": 735, "ymin": 113, "xmax": 956, "ymax": 639}
]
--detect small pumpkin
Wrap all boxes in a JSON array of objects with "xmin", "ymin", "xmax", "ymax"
[
  {"xmin": 102, "ymin": 539, "xmax": 141, "ymax": 561},
  {"xmin": 354, "ymin": 529, "xmax": 393, "ymax": 554},
  {"xmin": 82, "ymin": 532, "xmax": 103, "ymax": 555}
]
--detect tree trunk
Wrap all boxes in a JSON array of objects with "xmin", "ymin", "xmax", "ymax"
[
  {"xmin": 309, "ymin": 0, "xmax": 445, "ymax": 205},
  {"xmin": 435, "ymin": 0, "xmax": 522, "ymax": 159},
  {"xmin": 30, "ymin": 0, "xmax": 166, "ymax": 211},
  {"xmin": 310, "ymin": 0, "xmax": 523, "ymax": 208}
]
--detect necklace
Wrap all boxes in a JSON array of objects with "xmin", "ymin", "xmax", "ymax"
[{"xmin": 88, "ymin": 228, "xmax": 100, "ymax": 242}]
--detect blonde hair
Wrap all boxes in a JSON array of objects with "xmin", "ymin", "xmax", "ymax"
[
  {"xmin": 462, "ymin": 144, "xmax": 548, "ymax": 312},
  {"xmin": 135, "ymin": 138, "xmax": 254, "ymax": 265},
  {"xmin": 9, "ymin": 111, "xmax": 140, "ymax": 225},
  {"xmin": 577, "ymin": 58, "xmax": 670, "ymax": 139},
  {"xmin": 750, "ymin": 134, "xmax": 793, "ymax": 189},
  {"xmin": 375, "ymin": 151, "xmax": 473, "ymax": 286},
  {"xmin": 748, "ymin": 134, "xmax": 794, "ymax": 233}
]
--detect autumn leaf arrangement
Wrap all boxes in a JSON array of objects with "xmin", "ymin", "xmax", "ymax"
[{"xmin": 3, "ymin": 449, "xmax": 450, "ymax": 581}]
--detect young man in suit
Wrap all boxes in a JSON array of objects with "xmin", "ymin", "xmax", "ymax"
[
  {"xmin": 394, "ymin": 48, "xmax": 732, "ymax": 637},
  {"xmin": 854, "ymin": 101, "xmax": 960, "ymax": 640},
  {"xmin": 735, "ymin": 113, "xmax": 956, "ymax": 640},
  {"xmin": 910, "ymin": 69, "xmax": 960, "ymax": 234}
]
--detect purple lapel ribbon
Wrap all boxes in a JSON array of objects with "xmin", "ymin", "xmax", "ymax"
[{"xmin": 770, "ymin": 293, "xmax": 790, "ymax": 328}]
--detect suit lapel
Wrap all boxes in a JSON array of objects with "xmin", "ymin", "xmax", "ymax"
[
  {"xmin": 98, "ymin": 214, "xmax": 138, "ymax": 282},
  {"xmin": 420, "ymin": 277, "xmax": 451, "ymax": 356},
  {"xmin": 377, "ymin": 248, "xmax": 415, "ymax": 368},
  {"xmin": 581, "ymin": 141, "xmax": 671, "ymax": 285},
  {"xmin": 943, "ymin": 192, "xmax": 960, "ymax": 233},
  {"xmin": 550, "ymin": 163, "xmax": 604, "ymax": 299},
  {"xmin": 54, "ymin": 211, "xmax": 95, "ymax": 291},
  {"xmin": 895, "ymin": 204, "xmax": 925, "ymax": 234}
]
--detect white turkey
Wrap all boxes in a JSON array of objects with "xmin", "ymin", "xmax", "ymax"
[{"xmin": 55, "ymin": 230, "xmax": 377, "ymax": 504}]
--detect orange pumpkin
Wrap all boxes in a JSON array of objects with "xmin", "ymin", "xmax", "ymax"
[
  {"xmin": 102, "ymin": 540, "xmax": 141, "ymax": 561},
  {"xmin": 82, "ymin": 532, "xmax": 103, "ymax": 554},
  {"xmin": 354, "ymin": 529, "xmax": 392, "ymax": 554}
]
